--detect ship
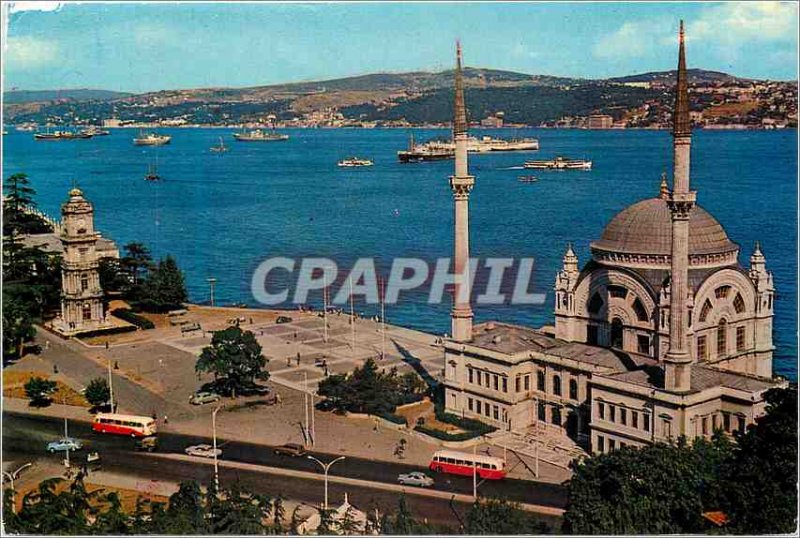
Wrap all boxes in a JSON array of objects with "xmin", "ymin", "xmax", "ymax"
[
  {"xmin": 523, "ymin": 156, "xmax": 592, "ymax": 170},
  {"xmin": 397, "ymin": 134, "xmax": 454, "ymax": 162},
  {"xmin": 398, "ymin": 134, "xmax": 539, "ymax": 162},
  {"xmin": 81, "ymin": 126, "xmax": 110, "ymax": 136},
  {"xmin": 133, "ymin": 131, "xmax": 171, "ymax": 146},
  {"xmin": 338, "ymin": 157, "xmax": 374, "ymax": 167},
  {"xmin": 209, "ymin": 137, "xmax": 228, "ymax": 153},
  {"xmin": 34, "ymin": 129, "xmax": 93, "ymax": 140},
  {"xmin": 232, "ymin": 129, "xmax": 289, "ymax": 142},
  {"xmin": 518, "ymin": 175, "xmax": 538, "ymax": 183}
]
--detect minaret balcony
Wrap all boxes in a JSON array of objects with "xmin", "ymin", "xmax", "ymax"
[
  {"xmin": 61, "ymin": 232, "xmax": 100, "ymax": 244},
  {"xmin": 63, "ymin": 289, "xmax": 103, "ymax": 300},
  {"xmin": 63, "ymin": 260, "xmax": 100, "ymax": 271}
]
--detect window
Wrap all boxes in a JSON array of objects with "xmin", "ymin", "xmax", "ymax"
[
  {"xmin": 733, "ymin": 293, "xmax": 746, "ymax": 314},
  {"xmin": 502, "ymin": 378, "xmax": 507, "ymax": 393},
  {"xmin": 610, "ymin": 318, "xmax": 624, "ymax": 349},
  {"xmin": 588, "ymin": 292, "xmax": 604, "ymax": 314},
  {"xmin": 620, "ymin": 408, "xmax": 627, "ymax": 426},
  {"xmin": 79, "ymin": 247, "xmax": 88, "ymax": 258},
  {"xmin": 476, "ymin": 401, "xmax": 482, "ymax": 414},
  {"xmin": 468, "ymin": 398, "xmax": 473, "ymax": 411},
  {"xmin": 485, "ymin": 372, "xmax": 491, "ymax": 388},
  {"xmin": 484, "ymin": 405, "xmax": 491, "ymax": 418},
  {"xmin": 632, "ymin": 411, "xmax": 639, "ymax": 429},
  {"xmin": 737, "ymin": 416, "xmax": 746, "ymax": 433},
  {"xmin": 697, "ymin": 335, "xmax": 708, "ymax": 360},
  {"xmin": 717, "ymin": 319, "xmax": 728, "ymax": 357},
  {"xmin": 537, "ymin": 371, "xmax": 545, "ymax": 391},
  {"xmin": 82, "ymin": 303, "xmax": 92, "ymax": 320},
  {"xmin": 493, "ymin": 375, "xmax": 499, "ymax": 391},
  {"xmin": 609, "ymin": 439, "xmax": 617, "ymax": 451},
  {"xmin": 643, "ymin": 414, "xmax": 651, "ymax": 432},
  {"xmin": 598, "ymin": 402, "xmax": 605, "ymax": 420},
  {"xmin": 609, "ymin": 405, "xmax": 616, "ymax": 423},
  {"xmin": 715, "ymin": 285, "xmax": 731, "ymax": 299},
  {"xmin": 569, "ymin": 379, "xmax": 578, "ymax": 400},
  {"xmin": 552, "ymin": 375, "xmax": 561, "ymax": 396},
  {"xmin": 637, "ymin": 334, "xmax": 650, "ymax": 354},
  {"xmin": 524, "ymin": 375, "xmax": 530, "ymax": 391},
  {"xmin": 538, "ymin": 402, "xmax": 546, "ymax": 422},
  {"xmin": 699, "ymin": 299, "xmax": 713, "ymax": 322},
  {"xmin": 663, "ymin": 418, "xmax": 672, "ymax": 439},
  {"xmin": 632, "ymin": 297, "xmax": 649, "ymax": 322},
  {"xmin": 702, "ymin": 417, "xmax": 708, "ymax": 435},
  {"xmin": 468, "ymin": 368, "xmax": 473, "ymax": 384},
  {"xmin": 81, "ymin": 275, "xmax": 89, "ymax": 291},
  {"xmin": 515, "ymin": 376, "xmax": 520, "ymax": 392},
  {"xmin": 551, "ymin": 407, "xmax": 561, "ymax": 425},
  {"xmin": 736, "ymin": 326, "xmax": 746, "ymax": 352},
  {"xmin": 493, "ymin": 406, "xmax": 499, "ymax": 420},
  {"xmin": 723, "ymin": 413, "xmax": 730, "ymax": 432},
  {"xmin": 608, "ymin": 285, "xmax": 627, "ymax": 299},
  {"xmin": 587, "ymin": 325, "xmax": 599, "ymax": 345},
  {"xmin": 597, "ymin": 436, "xmax": 605, "ymax": 454}
]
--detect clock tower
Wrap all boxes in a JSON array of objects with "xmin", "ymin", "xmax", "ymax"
[{"xmin": 57, "ymin": 187, "xmax": 106, "ymax": 334}]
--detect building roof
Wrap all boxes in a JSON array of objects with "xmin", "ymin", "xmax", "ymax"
[
  {"xmin": 590, "ymin": 198, "xmax": 739, "ymax": 258},
  {"xmin": 20, "ymin": 232, "xmax": 119, "ymax": 258},
  {"xmin": 606, "ymin": 363, "xmax": 775, "ymax": 394}
]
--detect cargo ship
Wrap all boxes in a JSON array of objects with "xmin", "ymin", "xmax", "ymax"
[
  {"xmin": 398, "ymin": 134, "xmax": 539, "ymax": 162},
  {"xmin": 523, "ymin": 156, "xmax": 592, "ymax": 170},
  {"xmin": 232, "ymin": 129, "xmax": 289, "ymax": 142},
  {"xmin": 34, "ymin": 129, "xmax": 93, "ymax": 140}
]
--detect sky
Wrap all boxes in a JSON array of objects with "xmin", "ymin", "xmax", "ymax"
[{"xmin": 3, "ymin": 1, "xmax": 798, "ymax": 93}]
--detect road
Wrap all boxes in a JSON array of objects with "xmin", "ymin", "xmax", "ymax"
[{"xmin": 4, "ymin": 411, "xmax": 568, "ymax": 518}]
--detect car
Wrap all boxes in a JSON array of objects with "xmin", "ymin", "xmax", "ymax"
[
  {"xmin": 315, "ymin": 399, "xmax": 337, "ymax": 412},
  {"xmin": 398, "ymin": 471, "xmax": 434, "ymax": 487},
  {"xmin": 189, "ymin": 391, "xmax": 221, "ymax": 405},
  {"xmin": 244, "ymin": 384, "xmax": 271, "ymax": 396},
  {"xmin": 135, "ymin": 436, "xmax": 158, "ymax": 452},
  {"xmin": 47, "ymin": 438, "xmax": 83, "ymax": 453},
  {"xmin": 185, "ymin": 444, "xmax": 222, "ymax": 458},
  {"xmin": 273, "ymin": 443, "xmax": 307, "ymax": 457},
  {"xmin": 275, "ymin": 316, "xmax": 293, "ymax": 324}
]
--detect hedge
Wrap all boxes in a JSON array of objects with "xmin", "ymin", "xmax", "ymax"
[
  {"xmin": 111, "ymin": 308, "xmax": 155, "ymax": 330},
  {"xmin": 434, "ymin": 403, "xmax": 497, "ymax": 435},
  {"xmin": 414, "ymin": 425, "xmax": 485, "ymax": 442},
  {"xmin": 376, "ymin": 412, "xmax": 408, "ymax": 426}
]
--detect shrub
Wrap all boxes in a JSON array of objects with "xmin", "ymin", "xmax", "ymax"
[
  {"xmin": 376, "ymin": 412, "xmax": 408, "ymax": 426},
  {"xmin": 24, "ymin": 377, "xmax": 57, "ymax": 407},
  {"xmin": 414, "ymin": 425, "xmax": 485, "ymax": 442},
  {"xmin": 434, "ymin": 404, "xmax": 496, "ymax": 435},
  {"xmin": 111, "ymin": 308, "xmax": 155, "ymax": 330}
]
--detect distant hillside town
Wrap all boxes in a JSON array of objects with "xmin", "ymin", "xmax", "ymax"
[{"xmin": 4, "ymin": 67, "xmax": 796, "ymax": 130}]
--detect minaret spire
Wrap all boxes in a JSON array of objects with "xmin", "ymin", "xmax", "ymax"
[
  {"xmin": 449, "ymin": 40, "xmax": 475, "ymax": 342},
  {"xmin": 663, "ymin": 20, "xmax": 696, "ymax": 393}
]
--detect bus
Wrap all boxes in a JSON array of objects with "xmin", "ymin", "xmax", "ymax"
[
  {"xmin": 428, "ymin": 449, "xmax": 507, "ymax": 480},
  {"xmin": 92, "ymin": 413, "xmax": 157, "ymax": 438}
]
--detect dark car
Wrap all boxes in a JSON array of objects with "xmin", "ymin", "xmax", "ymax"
[
  {"xmin": 273, "ymin": 443, "xmax": 307, "ymax": 457},
  {"xmin": 276, "ymin": 316, "xmax": 293, "ymax": 324},
  {"xmin": 315, "ymin": 399, "xmax": 337, "ymax": 412},
  {"xmin": 135, "ymin": 436, "xmax": 158, "ymax": 452}
]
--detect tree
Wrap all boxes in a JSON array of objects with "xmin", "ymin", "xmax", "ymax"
[
  {"xmin": 722, "ymin": 386, "xmax": 798, "ymax": 534},
  {"xmin": 196, "ymin": 325, "xmax": 269, "ymax": 397},
  {"xmin": 3, "ymin": 173, "xmax": 52, "ymax": 236},
  {"xmin": 138, "ymin": 255, "xmax": 187, "ymax": 311},
  {"xmin": 24, "ymin": 377, "xmax": 57, "ymax": 407},
  {"xmin": 338, "ymin": 505, "xmax": 363, "ymax": 535},
  {"xmin": 465, "ymin": 497, "xmax": 551, "ymax": 535},
  {"xmin": 3, "ymin": 296, "xmax": 36, "ymax": 360},
  {"xmin": 92, "ymin": 491, "xmax": 131, "ymax": 534},
  {"xmin": 316, "ymin": 507, "xmax": 336, "ymax": 535},
  {"xmin": 290, "ymin": 505, "xmax": 304, "ymax": 534},
  {"xmin": 84, "ymin": 377, "xmax": 111, "ymax": 410},
  {"xmin": 15, "ymin": 474, "xmax": 98, "ymax": 534},
  {"xmin": 120, "ymin": 242, "xmax": 154, "ymax": 288},
  {"xmin": 98, "ymin": 256, "xmax": 131, "ymax": 295},
  {"xmin": 272, "ymin": 495, "xmax": 286, "ymax": 534},
  {"xmin": 163, "ymin": 481, "xmax": 209, "ymax": 534},
  {"xmin": 208, "ymin": 481, "xmax": 271, "ymax": 534},
  {"xmin": 379, "ymin": 495, "xmax": 438, "ymax": 535}
]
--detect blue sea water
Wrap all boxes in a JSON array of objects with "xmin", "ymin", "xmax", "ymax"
[{"xmin": 3, "ymin": 127, "xmax": 797, "ymax": 379}]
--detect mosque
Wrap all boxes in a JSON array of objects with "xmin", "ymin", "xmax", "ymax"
[{"xmin": 442, "ymin": 23, "xmax": 784, "ymax": 453}]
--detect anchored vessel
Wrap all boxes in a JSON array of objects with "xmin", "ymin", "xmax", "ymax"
[
  {"xmin": 523, "ymin": 156, "xmax": 592, "ymax": 170},
  {"xmin": 210, "ymin": 137, "xmax": 228, "ymax": 153},
  {"xmin": 232, "ymin": 129, "xmax": 289, "ymax": 142},
  {"xmin": 133, "ymin": 131, "xmax": 171, "ymax": 146},
  {"xmin": 34, "ymin": 129, "xmax": 93, "ymax": 140},
  {"xmin": 518, "ymin": 175, "xmax": 538, "ymax": 183},
  {"xmin": 398, "ymin": 134, "xmax": 539, "ymax": 162},
  {"xmin": 81, "ymin": 126, "xmax": 110, "ymax": 136},
  {"xmin": 337, "ymin": 157, "xmax": 374, "ymax": 167}
]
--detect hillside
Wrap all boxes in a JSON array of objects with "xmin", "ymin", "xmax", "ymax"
[{"xmin": 4, "ymin": 89, "xmax": 131, "ymax": 105}]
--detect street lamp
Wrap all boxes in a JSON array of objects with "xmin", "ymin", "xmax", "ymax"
[
  {"xmin": 307, "ymin": 455, "xmax": 345, "ymax": 510},
  {"xmin": 212, "ymin": 404, "xmax": 224, "ymax": 492},
  {"xmin": 3, "ymin": 462, "xmax": 32, "ymax": 513}
]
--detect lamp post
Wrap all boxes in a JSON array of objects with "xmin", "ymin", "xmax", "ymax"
[
  {"xmin": 207, "ymin": 277, "xmax": 217, "ymax": 307},
  {"xmin": 212, "ymin": 404, "xmax": 224, "ymax": 492},
  {"xmin": 307, "ymin": 455, "xmax": 345, "ymax": 510},
  {"xmin": 3, "ymin": 462, "xmax": 32, "ymax": 513}
]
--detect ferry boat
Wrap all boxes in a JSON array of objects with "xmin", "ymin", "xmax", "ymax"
[
  {"xmin": 16, "ymin": 123, "xmax": 37, "ymax": 132},
  {"xmin": 523, "ymin": 156, "xmax": 592, "ymax": 170},
  {"xmin": 397, "ymin": 134, "xmax": 454, "ymax": 162},
  {"xmin": 81, "ymin": 126, "xmax": 110, "ymax": 136},
  {"xmin": 232, "ymin": 129, "xmax": 289, "ymax": 142},
  {"xmin": 338, "ymin": 157, "xmax": 373, "ymax": 167},
  {"xmin": 34, "ymin": 129, "xmax": 93, "ymax": 141},
  {"xmin": 209, "ymin": 137, "xmax": 228, "ymax": 153},
  {"xmin": 133, "ymin": 131, "xmax": 171, "ymax": 146},
  {"xmin": 469, "ymin": 135, "xmax": 539, "ymax": 152}
]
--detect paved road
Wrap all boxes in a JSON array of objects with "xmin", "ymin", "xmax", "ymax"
[{"xmin": 4, "ymin": 412, "xmax": 568, "ymax": 510}]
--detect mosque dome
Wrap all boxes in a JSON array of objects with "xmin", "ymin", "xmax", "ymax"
[{"xmin": 590, "ymin": 197, "xmax": 739, "ymax": 268}]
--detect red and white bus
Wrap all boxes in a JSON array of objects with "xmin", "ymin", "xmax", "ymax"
[
  {"xmin": 92, "ymin": 413, "xmax": 157, "ymax": 438},
  {"xmin": 428, "ymin": 449, "xmax": 507, "ymax": 480}
]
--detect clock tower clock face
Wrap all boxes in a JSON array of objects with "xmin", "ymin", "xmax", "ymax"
[{"xmin": 76, "ymin": 218, "xmax": 87, "ymax": 232}]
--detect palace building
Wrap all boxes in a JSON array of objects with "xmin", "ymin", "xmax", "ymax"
[{"xmin": 441, "ymin": 24, "xmax": 784, "ymax": 453}]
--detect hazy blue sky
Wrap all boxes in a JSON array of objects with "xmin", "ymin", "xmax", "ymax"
[{"xmin": 4, "ymin": 2, "xmax": 797, "ymax": 92}]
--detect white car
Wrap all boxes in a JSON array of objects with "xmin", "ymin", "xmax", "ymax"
[
  {"xmin": 397, "ymin": 471, "xmax": 434, "ymax": 487},
  {"xmin": 185, "ymin": 444, "xmax": 222, "ymax": 458}
]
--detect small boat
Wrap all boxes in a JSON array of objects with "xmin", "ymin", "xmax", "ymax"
[
  {"xmin": 34, "ymin": 129, "xmax": 93, "ymax": 140},
  {"xmin": 133, "ymin": 130, "xmax": 171, "ymax": 146},
  {"xmin": 145, "ymin": 155, "xmax": 161, "ymax": 181},
  {"xmin": 81, "ymin": 126, "xmax": 110, "ymax": 136},
  {"xmin": 523, "ymin": 156, "xmax": 592, "ymax": 170},
  {"xmin": 518, "ymin": 175, "xmax": 538, "ymax": 183},
  {"xmin": 338, "ymin": 157, "xmax": 373, "ymax": 167},
  {"xmin": 232, "ymin": 129, "xmax": 289, "ymax": 142},
  {"xmin": 210, "ymin": 137, "xmax": 228, "ymax": 153}
]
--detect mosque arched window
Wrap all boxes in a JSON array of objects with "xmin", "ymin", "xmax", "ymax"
[
  {"xmin": 607, "ymin": 285, "xmax": 628, "ymax": 299},
  {"xmin": 632, "ymin": 297, "xmax": 649, "ymax": 322},
  {"xmin": 569, "ymin": 379, "xmax": 578, "ymax": 400},
  {"xmin": 552, "ymin": 375, "xmax": 562, "ymax": 396},
  {"xmin": 733, "ymin": 293, "xmax": 746, "ymax": 314},
  {"xmin": 715, "ymin": 286, "xmax": 732, "ymax": 299},
  {"xmin": 588, "ymin": 293, "xmax": 604, "ymax": 315},
  {"xmin": 610, "ymin": 318, "xmax": 624, "ymax": 349},
  {"xmin": 717, "ymin": 319, "xmax": 728, "ymax": 357},
  {"xmin": 699, "ymin": 299, "xmax": 713, "ymax": 323}
]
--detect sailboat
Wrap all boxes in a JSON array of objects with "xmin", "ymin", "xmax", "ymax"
[
  {"xmin": 210, "ymin": 136, "xmax": 228, "ymax": 153},
  {"xmin": 145, "ymin": 153, "xmax": 161, "ymax": 181}
]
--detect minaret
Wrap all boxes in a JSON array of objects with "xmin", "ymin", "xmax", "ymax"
[
  {"xmin": 449, "ymin": 41, "xmax": 474, "ymax": 342},
  {"xmin": 664, "ymin": 21, "xmax": 696, "ymax": 392}
]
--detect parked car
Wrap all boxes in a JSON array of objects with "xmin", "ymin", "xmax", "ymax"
[
  {"xmin": 273, "ymin": 443, "xmax": 307, "ymax": 457},
  {"xmin": 397, "ymin": 471, "xmax": 434, "ymax": 487},
  {"xmin": 244, "ymin": 384, "xmax": 271, "ymax": 396},
  {"xmin": 135, "ymin": 436, "xmax": 158, "ymax": 452},
  {"xmin": 315, "ymin": 399, "xmax": 337, "ymax": 412},
  {"xmin": 190, "ymin": 391, "xmax": 221, "ymax": 405},
  {"xmin": 275, "ymin": 316, "xmax": 293, "ymax": 324},
  {"xmin": 185, "ymin": 444, "xmax": 222, "ymax": 459},
  {"xmin": 47, "ymin": 438, "xmax": 83, "ymax": 453}
]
